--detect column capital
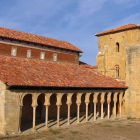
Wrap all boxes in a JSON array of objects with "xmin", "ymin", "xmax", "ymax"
[
  {"xmin": 66, "ymin": 93, "xmax": 74, "ymax": 105},
  {"xmin": 119, "ymin": 92, "xmax": 124, "ymax": 102},
  {"xmin": 44, "ymin": 93, "xmax": 52, "ymax": 106},
  {"xmin": 113, "ymin": 92, "xmax": 119, "ymax": 102},
  {"xmin": 31, "ymin": 93, "xmax": 40, "ymax": 107},
  {"xmin": 76, "ymin": 93, "xmax": 83, "ymax": 104},
  {"xmin": 94, "ymin": 92, "xmax": 100, "ymax": 96},
  {"xmin": 107, "ymin": 92, "xmax": 112, "ymax": 103},
  {"xmin": 85, "ymin": 93, "xmax": 91, "ymax": 103},
  {"xmin": 101, "ymin": 92, "xmax": 106, "ymax": 104},
  {"xmin": 56, "ymin": 93, "xmax": 64, "ymax": 106},
  {"xmin": 93, "ymin": 93, "xmax": 99, "ymax": 103},
  {"xmin": 32, "ymin": 105, "xmax": 37, "ymax": 108}
]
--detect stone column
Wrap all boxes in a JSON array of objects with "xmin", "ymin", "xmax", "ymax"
[
  {"xmin": 31, "ymin": 94, "xmax": 39, "ymax": 131},
  {"xmin": 93, "ymin": 93, "xmax": 99, "ymax": 121},
  {"xmin": 94, "ymin": 102, "xmax": 97, "ymax": 121},
  {"xmin": 85, "ymin": 93, "xmax": 91, "ymax": 123},
  {"xmin": 45, "ymin": 105, "xmax": 49, "ymax": 128},
  {"xmin": 44, "ymin": 93, "xmax": 52, "ymax": 128},
  {"xmin": 56, "ymin": 93, "xmax": 64, "ymax": 127},
  {"xmin": 113, "ymin": 92, "xmax": 118, "ymax": 119},
  {"xmin": 85, "ymin": 103, "xmax": 89, "ymax": 122},
  {"xmin": 66, "ymin": 93, "xmax": 73, "ymax": 125},
  {"xmin": 107, "ymin": 92, "xmax": 111, "ymax": 119},
  {"xmin": 101, "ymin": 93, "xmax": 105, "ymax": 119},
  {"xmin": 77, "ymin": 103, "xmax": 80, "ymax": 123},
  {"xmin": 32, "ymin": 105, "xmax": 37, "ymax": 131},
  {"xmin": 18, "ymin": 106, "xmax": 22, "ymax": 133},
  {"xmin": 76, "ymin": 93, "xmax": 83, "ymax": 123},
  {"xmin": 57, "ymin": 105, "xmax": 61, "ymax": 127},
  {"xmin": 67, "ymin": 104, "xmax": 71, "ymax": 125}
]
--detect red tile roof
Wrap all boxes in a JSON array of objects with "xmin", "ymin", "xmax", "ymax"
[
  {"xmin": 95, "ymin": 23, "xmax": 140, "ymax": 36},
  {"xmin": 0, "ymin": 56, "xmax": 127, "ymax": 89},
  {"xmin": 79, "ymin": 61, "xmax": 98, "ymax": 69},
  {"xmin": 0, "ymin": 27, "xmax": 82, "ymax": 53}
]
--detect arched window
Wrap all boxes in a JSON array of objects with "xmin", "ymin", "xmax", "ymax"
[
  {"xmin": 11, "ymin": 47, "xmax": 17, "ymax": 56},
  {"xmin": 53, "ymin": 53, "xmax": 57, "ymax": 62},
  {"xmin": 115, "ymin": 65, "xmax": 119, "ymax": 78},
  {"xmin": 27, "ymin": 50, "xmax": 31, "ymax": 58},
  {"xmin": 116, "ymin": 42, "xmax": 120, "ymax": 52}
]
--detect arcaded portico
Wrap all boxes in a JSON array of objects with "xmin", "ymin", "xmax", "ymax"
[
  {"xmin": 0, "ymin": 26, "xmax": 127, "ymax": 135},
  {"xmin": 18, "ymin": 90, "xmax": 125, "ymax": 133}
]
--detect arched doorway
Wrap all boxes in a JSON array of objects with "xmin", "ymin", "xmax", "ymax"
[
  {"xmin": 36, "ymin": 100, "xmax": 42, "ymax": 120},
  {"xmin": 21, "ymin": 94, "xmax": 33, "ymax": 131},
  {"xmin": 110, "ymin": 93, "xmax": 114, "ymax": 118},
  {"xmin": 49, "ymin": 94, "xmax": 57, "ymax": 128},
  {"xmin": 97, "ymin": 93, "xmax": 101, "ymax": 118},
  {"xmin": 88, "ymin": 93, "xmax": 94, "ymax": 121},
  {"xmin": 80, "ymin": 93, "xmax": 86, "ymax": 122},
  {"xmin": 70, "ymin": 93, "xmax": 77, "ymax": 124},
  {"xmin": 60, "ymin": 94, "xmax": 67, "ymax": 126},
  {"xmin": 104, "ymin": 93, "xmax": 108, "ymax": 117},
  {"xmin": 35, "ymin": 94, "xmax": 45, "ymax": 129}
]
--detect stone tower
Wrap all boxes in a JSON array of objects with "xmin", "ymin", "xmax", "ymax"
[{"xmin": 95, "ymin": 23, "xmax": 140, "ymax": 118}]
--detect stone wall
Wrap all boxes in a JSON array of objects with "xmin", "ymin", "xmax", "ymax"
[
  {"xmin": 4, "ymin": 90, "xmax": 20, "ymax": 134},
  {"xmin": 125, "ymin": 45, "xmax": 140, "ymax": 118},
  {"xmin": 0, "ymin": 81, "xmax": 6, "ymax": 134},
  {"xmin": 96, "ymin": 29, "xmax": 140, "ymax": 80}
]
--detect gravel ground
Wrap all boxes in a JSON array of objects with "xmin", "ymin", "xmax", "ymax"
[{"xmin": 0, "ymin": 118, "xmax": 140, "ymax": 140}]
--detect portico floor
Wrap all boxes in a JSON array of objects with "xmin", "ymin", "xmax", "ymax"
[{"xmin": 21, "ymin": 113, "xmax": 121, "ymax": 133}]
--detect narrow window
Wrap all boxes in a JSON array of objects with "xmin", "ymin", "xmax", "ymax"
[
  {"xmin": 27, "ymin": 50, "xmax": 31, "ymax": 58},
  {"xmin": 40, "ymin": 52, "xmax": 45, "ymax": 60},
  {"xmin": 53, "ymin": 53, "xmax": 57, "ymax": 62},
  {"xmin": 11, "ymin": 48, "xmax": 17, "ymax": 56},
  {"xmin": 116, "ymin": 42, "xmax": 120, "ymax": 52},
  {"xmin": 115, "ymin": 65, "xmax": 119, "ymax": 78}
]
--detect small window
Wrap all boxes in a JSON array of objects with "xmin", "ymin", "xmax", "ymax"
[
  {"xmin": 116, "ymin": 42, "xmax": 120, "ymax": 52},
  {"xmin": 40, "ymin": 52, "xmax": 45, "ymax": 60},
  {"xmin": 27, "ymin": 50, "xmax": 31, "ymax": 58},
  {"xmin": 53, "ymin": 53, "xmax": 57, "ymax": 62},
  {"xmin": 115, "ymin": 65, "xmax": 119, "ymax": 78},
  {"xmin": 11, "ymin": 48, "xmax": 17, "ymax": 56}
]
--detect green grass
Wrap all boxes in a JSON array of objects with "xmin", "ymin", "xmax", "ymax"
[
  {"xmin": 102, "ymin": 125, "xmax": 112, "ymax": 127},
  {"xmin": 49, "ymin": 129, "xmax": 61, "ymax": 135},
  {"xmin": 127, "ymin": 117, "xmax": 135, "ymax": 120},
  {"xmin": 70, "ymin": 131, "xmax": 79, "ymax": 135}
]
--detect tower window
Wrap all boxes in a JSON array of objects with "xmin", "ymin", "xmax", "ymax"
[
  {"xmin": 40, "ymin": 52, "xmax": 45, "ymax": 60},
  {"xmin": 11, "ymin": 47, "xmax": 17, "ymax": 56},
  {"xmin": 115, "ymin": 65, "xmax": 119, "ymax": 78},
  {"xmin": 53, "ymin": 53, "xmax": 57, "ymax": 62},
  {"xmin": 27, "ymin": 50, "xmax": 31, "ymax": 58},
  {"xmin": 116, "ymin": 42, "xmax": 120, "ymax": 52}
]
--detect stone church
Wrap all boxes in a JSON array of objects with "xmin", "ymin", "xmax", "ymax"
[{"xmin": 0, "ymin": 23, "xmax": 139, "ymax": 135}]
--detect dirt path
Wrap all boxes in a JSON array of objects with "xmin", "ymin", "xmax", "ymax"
[{"xmin": 0, "ymin": 118, "xmax": 140, "ymax": 140}]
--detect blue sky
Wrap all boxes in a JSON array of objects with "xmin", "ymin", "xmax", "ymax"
[{"xmin": 0, "ymin": 0, "xmax": 140, "ymax": 65}]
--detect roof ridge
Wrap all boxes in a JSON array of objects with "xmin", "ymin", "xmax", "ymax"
[
  {"xmin": 95, "ymin": 23, "xmax": 140, "ymax": 36},
  {"xmin": 0, "ymin": 27, "xmax": 82, "ymax": 53},
  {"xmin": 0, "ymin": 27, "xmax": 70, "ymax": 44}
]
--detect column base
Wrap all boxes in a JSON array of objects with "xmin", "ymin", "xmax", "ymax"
[
  {"xmin": 31, "ymin": 128, "xmax": 37, "ymax": 132},
  {"xmin": 18, "ymin": 131, "xmax": 22, "ymax": 134}
]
